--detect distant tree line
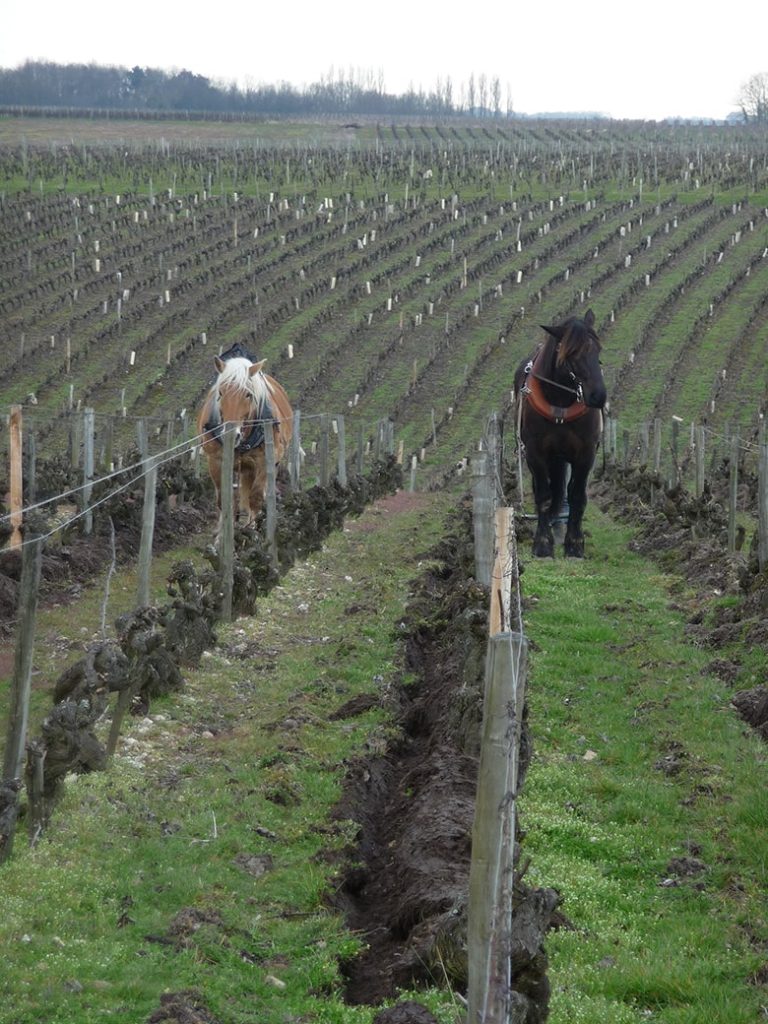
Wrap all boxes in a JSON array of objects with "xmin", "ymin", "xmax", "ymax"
[{"xmin": 0, "ymin": 61, "xmax": 515, "ymax": 118}]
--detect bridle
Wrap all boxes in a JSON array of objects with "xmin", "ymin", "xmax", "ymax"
[{"xmin": 528, "ymin": 363, "xmax": 584, "ymax": 404}]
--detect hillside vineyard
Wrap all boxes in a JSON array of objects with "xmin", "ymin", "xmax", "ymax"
[{"xmin": 2, "ymin": 120, "xmax": 768, "ymax": 481}]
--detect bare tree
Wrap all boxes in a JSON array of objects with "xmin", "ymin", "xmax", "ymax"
[
  {"xmin": 467, "ymin": 73, "xmax": 476, "ymax": 114},
  {"xmin": 478, "ymin": 73, "xmax": 488, "ymax": 115},
  {"xmin": 490, "ymin": 75, "xmax": 501, "ymax": 117},
  {"xmin": 736, "ymin": 73, "xmax": 768, "ymax": 123}
]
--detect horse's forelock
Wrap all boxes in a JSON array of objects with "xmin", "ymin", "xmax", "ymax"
[
  {"xmin": 217, "ymin": 358, "xmax": 269, "ymax": 410},
  {"xmin": 556, "ymin": 319, "xmax": 600, "ymax": 365}
]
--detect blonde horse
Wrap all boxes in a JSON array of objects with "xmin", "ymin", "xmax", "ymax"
[{"xmin": 197, "ymin": 352, "xmax": 293, "ymax": 531}]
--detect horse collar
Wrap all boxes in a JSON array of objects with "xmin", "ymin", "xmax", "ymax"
[{"xmin": 522, "ymin": 352, "xmax": 589, "ymax": 424}]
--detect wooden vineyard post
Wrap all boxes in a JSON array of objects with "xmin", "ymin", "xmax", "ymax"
[
  {"xmin": 319, "ymin": 414, "xmax": 330, "ymax": 488},
  {"xmin": 490, "ymin": 508, "xmax": 515, "ymax": 637},
  {"xmin": 471, "ymin": 454, "xmax": 494, "ymax": 586},
  {"xmin": 8, "ymin": 405, "xmax": 22, "ymax": 550},
  {"xmin": 136, "ymin": 458, "xmax": 157, "ymax": 608},
  {"xmin": 218, "ymin": 426, "xmax": 236, "ymax": 622},
  {"xmin": 695, "ymin": 425, "xmax": 705, "ymax": 498},
  {"xmin": 728, "ymin": 434, "xmax": 739, "ymax": 554},
  {"xmin": 289, "ymin": 409, "xmax": 302, "ymax": 491},
  {"xmin": 486, "ymin": 412, "xmax": 503, "ymax": 505},
  {"xmin": 82, "ymin": 407, "xmax": 95, "ymax": 535},
  {"xmin": 409, "ymin": 454, "xmax": 418, "ymax": 493},
  {"xmin": 759, "ymin": 428, "xmax": 768, "ymax": 574},
  {"xmin": 264, "ymin": 427, "xmax": 278, "ymax": 571},
  {"xmin": 69, "ymin": 409, "xmax": 81, "ymax": 477},
  {"xmin": 102, "ymin": 415, "xmax": 114, "ymax": 472},
  {"xmin": 356, "ymin": 424, "xmax": 365, "ymax": 476},
  {"xmin": 136, "ymin": 418, "xmax": 149, "ymax": 461},
  {"xmin": 1, "ymin": 537, "xmax": 43, "ymax": 864},
  {"xmin": 336, "ymin": 415, "xmax": 348, "ymax": 488},
  {"xmin": 650, "ymin": 417, "xmax": 662, "ymax": 504},
  {"xmin": 467, "ymin": 630, "xmax": 528, "ymax": 1024},
  {"xmin": 670, "ymin": 417, "xmax": 681, "ymax": 487},
  {"xmin": 652, "ymin": 417, "xmax": 662, "ymax": 477},
  {"xmin": 639, "ymin": 422, "xmax": 650, "ymax": 469}
]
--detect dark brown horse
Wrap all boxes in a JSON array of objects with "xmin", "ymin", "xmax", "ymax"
[{"xmin": 514, "ymin": 309, "xmax": 606, "ymax": 558}]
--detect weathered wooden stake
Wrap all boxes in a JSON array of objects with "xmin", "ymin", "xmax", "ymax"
[
  {"xmin": 489, "ymin": 508, "xmax": 514, "ymax": 637},
  {"xmin": 136, "ymin": 418, "xmax": 149, "ymax": 461},
  {"xmin": 467, "ymin": 630, "xmax": 528, "ymax": 1023},
  {"xmin": 728, "ymin": 434, "xmax": 739, "ymax": 554},
  {"xmin": 670, "ymin": 418, "xmax": 681, "ymax": 486},
  {"xmin": 471, "ymin": 454, "xmax": 494, "ymax": 586},
  {"xmin": 409, "ymin": 454, "xmax": 418, "ymax": 492},
  {"xmin": 82, "ymin": 407, "xmax": 95, "ymax": 535},
  {"xmin": 8, "ymin": 405, "xmax": 23, "ymax": 550},
  {"xmin": 136, "ymin": 458, "xmax": 157, "ymax": 608},
  {"xmin": 289, "ymin": 409, "xmax": 302, "ymax": 491},
  {"xmin": 319, "ymin": 414, "xmax": 330, "ymax": 487},
  {"xmin": 336, "ymin": 415, "xmax": 348, "ymax": 488},
  {"xmin": 759, "ymin": 435, "xmax": 768, "ymax": 574},
  {"xmin": 1, "ymin": 537, "xmax": 43, "ymax": 864},
  {"xmin": 653, "ymin": 418, "xmax": 662, "ymax": 475},
  {"xmin": 695, "ymin": 425, "xmax": 706, "ymax": 498},
  {"xmin": 351, "ymin": 423, "xmax": 361, "ymax": 476}
]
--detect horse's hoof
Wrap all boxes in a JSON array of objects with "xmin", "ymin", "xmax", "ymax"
[
  {"xmin": 532, "ymin": 541, "xmax": 555, "ymax": 558},
  {"xmin": 564, "ymin": 540, "xmax": 585, "ymax": 558}
]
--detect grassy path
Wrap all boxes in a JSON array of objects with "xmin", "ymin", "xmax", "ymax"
[
  {"xmin": 0, "ymin": 491, "xmax": 456, "ymax": 1024},
  {"xmin": 520, "ymin": 503, "xmax": 767, "ymax": 1024},
  {"xmin": 0, "ymin": 488, "xmax": 766, "ymax": 1023}
]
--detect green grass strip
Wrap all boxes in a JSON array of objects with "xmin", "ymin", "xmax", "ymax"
[{"xmin": 519, "ymin": 504, "xmax": 767, "ymax": 1024}]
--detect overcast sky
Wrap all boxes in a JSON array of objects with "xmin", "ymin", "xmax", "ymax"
[{"xmin": 2, "ymin": 0, "xmax": 766, "ymax": 121}]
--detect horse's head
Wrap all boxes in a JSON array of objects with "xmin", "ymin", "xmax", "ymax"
[
  {"xmin": 541, "ymin": 308, "xmax": 606, "ymax": 409},
  {"xmin": 212, "ymin": 355, "xmax": 270, "ymax": 449}
]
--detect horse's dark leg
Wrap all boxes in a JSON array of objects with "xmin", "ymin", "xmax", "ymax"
[
  {"xmin": 549, "ymin": 459, "xmax": 568, "ymax": 544},
  {"xmin": 202, "ymin": 447, "xmax": 224, "ymax": 542},
  {"xmin": 529, "ymin": 460, "xmax": 556, "ymax": 558},
  {"xmin": 237, "ymin": 458, "xmax": 258, "ymax": 526},
  {"xmin": 564, "ymin": 462, "xmax": 590, "ymax": 558}
]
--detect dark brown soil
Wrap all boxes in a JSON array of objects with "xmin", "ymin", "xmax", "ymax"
[{"xmin": 146, "ymin": 990, "xmax": 222, "ymax": 1024}]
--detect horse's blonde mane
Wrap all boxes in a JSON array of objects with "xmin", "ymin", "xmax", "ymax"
[{"xmin": 216, "ymin": 357, "xmax": 272, "ymax": 409}]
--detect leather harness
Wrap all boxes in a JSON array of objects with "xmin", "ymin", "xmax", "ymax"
[{"xmin": 521, "ymin": 350, "xmax": 590, "ymax": 424}]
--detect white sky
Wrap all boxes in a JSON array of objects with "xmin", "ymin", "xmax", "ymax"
[{"xmin": 2, "ymin": 0, "xmax": 766, "ymax": 122}]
